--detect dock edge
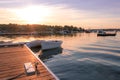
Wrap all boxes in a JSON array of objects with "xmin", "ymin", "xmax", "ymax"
[{"xmin": 24, "ymin": 44, "xmax": 60, "ymax": 80}]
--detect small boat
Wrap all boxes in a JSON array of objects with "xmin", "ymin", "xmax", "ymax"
[
  {"xmin": 97, "ymin": 30, "xmax": 117, "ymax": 36},
  {"xmin": 26, "ymin": 40, "xmax": 63, "ymax": 50}
]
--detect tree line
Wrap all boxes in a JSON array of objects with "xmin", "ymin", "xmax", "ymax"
[{"xmin": 0, "ymin": 23, "xmax": 85, "ymax": 34}]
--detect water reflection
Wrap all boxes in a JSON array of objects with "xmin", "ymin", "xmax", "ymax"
[
  {"xmin": 0, "ymin": 33, "xmax": 79, "ymax": 43},
  {"xmin": 0, "ymin": 32, "xmax": 120, "ymax": 80},
  {"xmin": 39, "ymin": 47, "xmax": 63, "ymax": 62},
  {"xmin": 30, "ymin": 46, "xmax": 63, "ymax": 62}
]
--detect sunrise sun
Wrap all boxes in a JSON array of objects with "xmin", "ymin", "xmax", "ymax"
[{"xmin": 14, "ymin": 6, "xmax": 51, "ymax": 24}]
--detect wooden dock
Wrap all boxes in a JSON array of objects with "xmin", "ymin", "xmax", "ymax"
[{"xmin": 0, "ymin": 44, "xmax": 59, "ymax": 80}]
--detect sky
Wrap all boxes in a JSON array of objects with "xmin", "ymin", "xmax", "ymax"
[{"xmin": 0, "ymin": 0, "xmax": 120, "ymax": 29}]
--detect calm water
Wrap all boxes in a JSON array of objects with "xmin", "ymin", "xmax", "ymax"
[{"xmin": 0, "ymin": 33, "xmax": 120, "ymax": 80}]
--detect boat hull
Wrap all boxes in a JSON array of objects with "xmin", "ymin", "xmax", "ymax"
[
  {"xmin": 97, "ymin": 33, "xmax": 116, "ymax": 36},
  {"xmin": 26, "ymin": 40, "xmax": 62, "ymax": 50},
  {"xmin": 26, "ymin": 40, "xmax": 43, "ymax": 48},
  {"xmin": 41, "ymin": 40, "xmax": 62, "ymax": 50}
]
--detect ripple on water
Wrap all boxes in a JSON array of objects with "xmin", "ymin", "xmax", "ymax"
[{"xmin": 43, "ymin": 33, "xmax": 120, "ymax": 80}]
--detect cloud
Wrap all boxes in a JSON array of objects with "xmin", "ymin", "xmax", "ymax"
[
  {"xmin": 31, "ymin": 0, "xmax": 120, "ymax": 10},
  {"xmin": 0, "ymin": 0, "xmax": 120, "ymax": 15},
  {"xmin": 0, "ymin": 0, "xmax": 33, "ymax": 8},
  {"xmin": 0, "ymin": 0, "xmax": 120, "ymax": 28}
]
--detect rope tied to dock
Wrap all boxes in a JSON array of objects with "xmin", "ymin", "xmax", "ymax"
[{"xmin": 34, "ymin": 62, "xmax": 39, "ymax": 75}]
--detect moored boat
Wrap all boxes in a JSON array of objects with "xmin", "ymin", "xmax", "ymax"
[
  {"xmin": 26, "ymin": 40, "xmax": 63, "ymax": 50},
  {"xmin": 97, "ymin": 30, "xmax": 117, "ymax": 36}
]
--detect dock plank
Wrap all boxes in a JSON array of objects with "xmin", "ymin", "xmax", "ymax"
[{"xmin": 0, "ymin": 45, "xmax": 58, "ymax": 80}]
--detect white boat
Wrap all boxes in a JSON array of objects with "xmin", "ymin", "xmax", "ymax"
[
  {"xmin": 26, "ymin": 40, "xmax": 62, "ymax": 50},
  {"xmin": 97, "ymin": 30, "xmax": 117, "ymax": 36}
]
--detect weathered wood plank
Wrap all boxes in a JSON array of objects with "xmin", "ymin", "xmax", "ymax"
[{"xmin": 0, "ymin": 45, "xmax": 57, "ymax": 80}]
